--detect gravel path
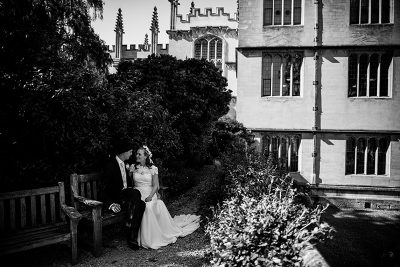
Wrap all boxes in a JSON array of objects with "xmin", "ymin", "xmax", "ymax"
[{"xmin": 5, "ymin": 166, "xmax": 217, "ymax": 267}]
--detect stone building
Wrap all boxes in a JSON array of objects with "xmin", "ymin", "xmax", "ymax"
[
  {"xmin": 108, "ymin": 8, "xmax": 169, "ymax": 73},
  {"xmin": 237, "ymin": 0, "xmax": 400, "ymax": 208},
  {"xmin": 107, "ymin": 2, "xmax": 239, "ymax": 116},
  {"xmin": 167, "ymin": 0, "xmax": 238, "ymax": 98}
]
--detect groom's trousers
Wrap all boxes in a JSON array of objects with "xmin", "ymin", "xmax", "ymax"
[{"xmin": 121, "ymin": 188, "xmax": 145, "ymax": 243}]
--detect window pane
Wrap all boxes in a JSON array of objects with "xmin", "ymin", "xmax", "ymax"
[
  {"xmin": 280, "ymin": 137, "xmax": 288, "ymax": 169},
  {"xmin": 356, "ymin": 138, "xmax": 366, "ymax": 174},
  {"xmin": 274, "ymin": 0, "xmax": 282, "ymax": 25},
  {"xmin": 371, "ymin": 0, "xmax": 379, "ymax": 23},
  {"xmin": 282, "ymin": 55, "xmax": 291, "ymax": 96},
  {"xmin": 381, "ymin": 0, "xmax": 390, "ymax": 23},
  {"xmin": 360, "ymin": 0, "xmax": 369, "ymax": 24},
  {"xmin": 350, "ymin": 0, "xmax": 360, "ymax": 24},
  {"xmin": 290, "ymin": 136, "xmax": 299, "ymax": 172},
  {"xmin": 369, "ymin": 54, "xmax": 379, "ymax": 96},
  {"xmin": 346, "ymin": 137, "xmax": 356, "ymax": 174},
  {"xmin": 272, "ymin": 56, "xmax": 281, "ymax": 96},
  {"xmin": 264, "ymin": 0, "xmax": 273, "ymax": 25},
  {"xmin": 292, "ymin": 54, "xmax": 302, "ymax": 96},
  {"xmin": 378, "ymin": 138, "xmax": 389, "ymax": 175},
  {"xmin": 194, "ymin": 41, "xmax": 201, "ymax": 59},
  {"xmin": 209, "ymin": 39, "xmax": 216, "ymax": 60},
  {"xmin": 216, "ymin": 61, "xmax": 222, "ymax": 71},
  {"xmin": 359, "ymin": 54, "xmax": 368, "ymax": 96},
  {"xmin": 262, "ymin": 55, "xmax": 272, "ymax": 96},
  {"xmin": 367, "ymin": 138, "xmax": 377, "ymax": 174},
  {"xmin": 216, "ymin": 39, "xmax": 222, "ymax": 59},
  {"xmin": 262, "ymin": 135, "xmax": 271, "ymax": 158},
  {"xmin": 380, "ymin": 53, "xmax": 391, "ymax": 97},
  {"xmin": 271, "ymin": 136, "xmax": 279, "ymax": 157},
  {"xmin": 348, "ymin": 54, "xmax": 358, "ymax": 97},
  {"xmin": 201, "ymin": 40, "xmax": 207, "ymax": 59},
  {"xmin": 293, "ymin": 0, "xmax": 301, "ymax": 25},
  {"xmin": 283, "ymin": 0, "xmax": 291, "ymax": 25}
]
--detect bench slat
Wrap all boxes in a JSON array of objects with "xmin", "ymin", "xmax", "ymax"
[
  {"xmin": 10, "ymin": 199, "xmax": 16, "ymax": 230},
  {"xmin": 20, "ymin": 198, "xmax": 26, "ymax": 228},
  {"xmin": 0, "ymin": 200, "xmax": 4, "ymax": 232},
  {"xmin": 0, "ymin": 232, "xmax": 70, "ymax": 256},
  {"xmin": 40, "ymin": 195, "xmax": 46, "ymax": 224},
  {"xmin": 77, "ymin": 173, "xmax": 102, "ymax": 183},
  {"xmin": 0, "ymin": 186, "xmax": 59, "ymax": 200},
  {"xmin": 58, "ymin": 183, "xmax": 66, "ymax": 222},
  {"xmin": 50, "ymin": 194, "xmax": 56, "ymax": 223},
  {"xmin": 30, "ymin": 196, "xmax": 37, "ymax": 226}
]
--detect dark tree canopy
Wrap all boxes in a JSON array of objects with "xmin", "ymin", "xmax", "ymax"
[
  {"xmin": 0, "ymin": 0, "xmax": 112, "ymax": 189},
  {"xmin": 112, "ymin": 55, "xmax": 232, "ymax": 165}
]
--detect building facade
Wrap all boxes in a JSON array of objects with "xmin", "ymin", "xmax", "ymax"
[
  {"xmin": 108, "ymin": 2, "xmax": 238, "ymax": 118},
  {"xmin": 107, "ymin": 8, "xmax": 169, "ymax": 73},
  {"xmin": 237, "ymin": 0, "xmax": 400, "ymax": 208}
]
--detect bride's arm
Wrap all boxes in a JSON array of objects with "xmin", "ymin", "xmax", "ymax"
[{"xmin": 145, "ymin": 168, "xmax": 159, "ymax": 202}]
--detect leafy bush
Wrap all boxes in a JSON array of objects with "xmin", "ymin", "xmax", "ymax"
[
  {"xmin": 206, "ymin": 193, "xmax": 331, "ymax": 266},
  {"xmin": 205, "ymin": 150, "xmax": 332, "ymax": 266},
  {"xmin": 114, "ymin": 56, "xmax": 232, "ymax": 168},
  {"xmin": 209, "ymin": 117, "xmax": 253, "ymax": 159}
]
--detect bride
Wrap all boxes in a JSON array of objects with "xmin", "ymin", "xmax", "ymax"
[{"xmin": 129, "ymin": 145, "xmax": 200, "ymax": 249}]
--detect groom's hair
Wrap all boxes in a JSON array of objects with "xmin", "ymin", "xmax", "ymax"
[{"xmin": 112, "ymin": 138, "xmax": 133, "ymax": 155}]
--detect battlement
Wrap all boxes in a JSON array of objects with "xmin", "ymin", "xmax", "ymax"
[
  {"xmin": 177, "ymin": 7, "xmax": 238, "ymax": 24},
  {"xmin": 108, "ymin": 43, "xmax": 169, "ymax": 53}
]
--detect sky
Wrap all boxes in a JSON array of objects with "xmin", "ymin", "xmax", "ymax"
[{"xmin": 91, "ymin": 0, "xmax": 237, "ymax": 47}]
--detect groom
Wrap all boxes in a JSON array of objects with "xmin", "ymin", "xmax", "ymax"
[{"xmin": 103, "ymin": 139, "xmax": 145, "ymax": 250}]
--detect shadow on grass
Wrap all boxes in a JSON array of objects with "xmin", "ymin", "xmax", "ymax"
[{"xmin": 316, "ymin": 205, "xmax": 400, "ymax": 267}]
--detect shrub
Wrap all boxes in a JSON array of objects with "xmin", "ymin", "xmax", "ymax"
[
  {"xmin": 209, "ymin": 117, "xmax": 253, "ymax": 159},
  {"xmin": 206, "ymin": 192, "xmax": 331, "ymax": 266},
  {"xmin": 205, "ymin": 150, "xmax": 332, "ymax": 266}
]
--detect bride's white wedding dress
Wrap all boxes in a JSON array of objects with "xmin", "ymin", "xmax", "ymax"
[{"xmin": 132, "ymin": 165, "xmax": 200, "ymax": 249}]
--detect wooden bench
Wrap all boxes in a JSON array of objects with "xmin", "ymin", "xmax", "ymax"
[
  {"xmin": 70, "ymin": 172, "xmax": 123, "ymax": 257},
  {"xmin": 0, "ymin": 182, "xmax": 82, "ymax": 264},
  {"xmin": 70, "ymin": 172, "xmax": 169, "ymax": 257}
]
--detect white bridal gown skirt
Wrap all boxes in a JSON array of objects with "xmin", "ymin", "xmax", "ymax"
[{"xmin": 135, "ymin": 186, "xmax": 200, "ymax": 249}]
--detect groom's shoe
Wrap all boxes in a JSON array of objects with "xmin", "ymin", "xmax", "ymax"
[{"xmin": 127, "ymin": 240, "xmax": 140, "ymax": 250}]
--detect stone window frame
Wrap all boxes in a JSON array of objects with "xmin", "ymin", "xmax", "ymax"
[
  {"xmin": 350, "ymin": 0, "xmax": 392, "ymax": 25},
  {"xmin": 193, "ymin": 35, "xmax": 223, "ymax": 71},
  {"xmin": 348, "ymin": 52, "xmax": 392, "ymax": 98},
  {"xmin": 345, "ymin": 136, "xmax": 390, "ymax": 176},
  {"xmin": 261, "ymin": 52, "xmax": 303, "ymax": 97},
  {"xmin": 263, "ymin": 0, "xmax": 302, "ymax": 26},
  {"xmin": 262, "ymin": 134, "xmax": 301, "ymax": 172}
]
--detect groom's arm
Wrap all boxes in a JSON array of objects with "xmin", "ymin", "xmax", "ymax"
[{"xmin": 102, "ymin": 161, "xmax": 121, "ymax": 211}]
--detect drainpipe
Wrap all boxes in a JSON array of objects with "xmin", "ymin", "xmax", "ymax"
[{"xmin": 312, "ymin": 0, "xmax": 321, "ymax": 185}]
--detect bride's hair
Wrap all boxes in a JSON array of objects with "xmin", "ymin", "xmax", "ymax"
[{"xmin": 135, "ymin": 145, "xmax": 154, "ymax": 169}]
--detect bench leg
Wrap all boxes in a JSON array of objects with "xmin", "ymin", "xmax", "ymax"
[
  {"xmin": 70, "ymin": 220, "xmax": 79, "ymax": 265},
  {"xmin": 92, "ymin": 206, "xmax": 103, "ymax": 257}
]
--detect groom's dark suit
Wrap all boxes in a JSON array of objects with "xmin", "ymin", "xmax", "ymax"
[{"xmin": 103, "ymin": 157, "xmax": 145, "ymax": 248}]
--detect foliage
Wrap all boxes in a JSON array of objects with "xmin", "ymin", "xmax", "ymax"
[
  {"xmin": 0, "ymin": 0, "xmax": 112, "ymax": 190},
  {"xmin": 209, "ymin": 117, "xmax": 254, "ymax": 159},
  {"xmin": 113, "ymin": 55, "xmax": 232, "ymax": 166},
  {"xmin": 205, "ymin": 150, "xmax": 332, "ymax": 266}
]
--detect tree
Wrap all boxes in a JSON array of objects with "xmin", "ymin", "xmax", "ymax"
[
  {"xmin": 113, "ymin": 55, "xmax": 232, "ymax": 165},
  {"xmin": 0, "ymin": 0, "xmax": 111, "ymax": 189}
]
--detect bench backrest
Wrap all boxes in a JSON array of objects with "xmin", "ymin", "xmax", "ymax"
[
  {"xmin": 0, "ymin": 182, "xmax": 67, "ymax": 235},
  {"xmin": 70, "ymin": 173, "xmax": 103, "ymax": 208}
]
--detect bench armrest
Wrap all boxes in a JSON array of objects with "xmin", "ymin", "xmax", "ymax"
[
  {"xmin": 73, "ymin": 195, "xmax": 103, "ymax": 208},
  {"xmin": 61, "ymin": 204, "xmax": 82, "ymax": 222}
]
